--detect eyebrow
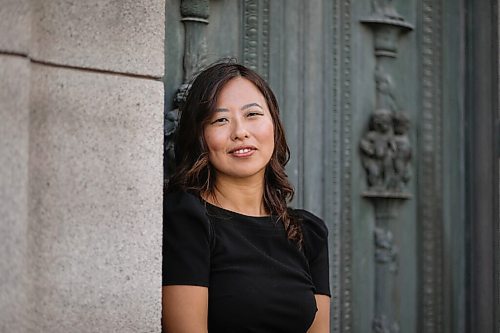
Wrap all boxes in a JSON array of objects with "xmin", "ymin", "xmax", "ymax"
[
  {"xmin": 241, "ymin": 102, "xmax": 263, "ymax": 110},
  {"xmin": 214, "ymin": 102, "xmax": 264, "ymax": 113}
]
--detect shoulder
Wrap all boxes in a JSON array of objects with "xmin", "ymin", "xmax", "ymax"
[
  {"xmin": 164, "ymin": 191, "xmax": 210, "ymax": 226},
  {"xmin": 165, "ymin": 190, "xmax": 205, "ymax": 211},
  {"xmin": 292, "ymin": 209, "xmax": 328, "ymax": 240},
  {"xmin": 291, "ymin": 209, "xmax": 328, "ymax": 258},
  {"xmin": 163, "ymin": 191, "xmax": 212, "ymax": 287}
]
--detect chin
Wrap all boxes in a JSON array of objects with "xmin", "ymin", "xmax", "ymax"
[{"xmin": 219, "ymin": 167, "xmax": 267, "ymax": 180}]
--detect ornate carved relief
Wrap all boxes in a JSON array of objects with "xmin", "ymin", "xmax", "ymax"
[
  {"xmin": 340, "ymin": 1, "xmax": 354, "ymax": 332},
  {"xmin": 180, "ymin": 0, "xmax": 209, "ymax": 20},
  {"xmin": 360, "ymin": 108, "xmax": 411, "ymax": 194},
  {"xmin": 372, "ymin": 0, "xmax": 404, "ymax": 21},
  {"xmin": 374, "ymin": 227, "xmax": 398, "ymax": 272},
  {"xmin": 330, "ymin": 1, "xmax": 344, "ymax": 332},
  {"xmin": 242, "ymin": 0, "xmax": 270, "ymax": 80},
  {"xmin": 360, "ymin": 1, "xmax": 413, "ymax": 332},
  {"xmin": 360, "ymin": 0, "xmax": 413, "ymax": 196},
  {"xmin": 165, "ymin": 0, "xmax": 210, "ymax": 176},
  {"xmin": 180, "ymin": 0, "xmax": 209, "ymax": 82},
  {"xmin": 419, "ymin": 1, "xmax": 444, "ymax": 332},
  {"xmin": 373, "ymin": 314, "xmax": 400, "ymax": 333},
  {"xmin": 164, "ymin": 85, "xmax": 190, "ymax": 175}
]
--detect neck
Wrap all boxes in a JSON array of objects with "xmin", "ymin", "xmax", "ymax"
[{"xmin": 207, "ymin": 173, "xmax": 268, "ymax": 216}]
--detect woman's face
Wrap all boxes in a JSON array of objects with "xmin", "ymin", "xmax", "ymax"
[{"xmin": 203, "ymin": 77, "xmax": 275, "ymax": 182}]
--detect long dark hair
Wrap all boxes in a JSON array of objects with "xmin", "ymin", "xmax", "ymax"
[{"xmin": 167, "ymin": 60, "xmax": 303, "ymax": 245}]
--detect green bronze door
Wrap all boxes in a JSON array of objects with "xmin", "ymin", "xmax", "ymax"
[{"xmin": 164, "ymin": 0, "xmax": 491, "ymax": 332}]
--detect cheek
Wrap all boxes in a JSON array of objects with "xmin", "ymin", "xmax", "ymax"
[
  {"xmin": 204, "ymin": 130, "xmax": 226, "ymax": 155},
  {"xmin": 259, "ymin": 121, "xmax": 275, "ymax": 153}
]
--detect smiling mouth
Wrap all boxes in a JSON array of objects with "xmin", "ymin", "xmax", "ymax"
[
  {"xmin": 232, "ymin": 148, "xmax": 252, "ymax": 154},
  {"xmin": 228, "ymin": 146, "xmax": 256, "ymax": 156}
]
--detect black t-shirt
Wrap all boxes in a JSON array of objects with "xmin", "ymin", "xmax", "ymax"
[{"xmin": 162, "ymin": 191, "xmax": 330, "ymax": 333}]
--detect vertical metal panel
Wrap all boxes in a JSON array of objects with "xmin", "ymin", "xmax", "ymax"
[
  {"xmin": 465, "ymin": 0, "xmax": 500, "ymax": 332},
  {"xmin": 441, "ymin": 0, "xmax": 466, "ymax": 332},
  {"xmin": 302, "ymin": 0, "xmax": 325, "ymax": 215},
  {"xmin": 274, "ymin": 0, "xmax": 305, "ymax": 207},
  {"xmin": 267, "ymin": 1, "xmax": 351, "ymax": 331},
  {"xmin": 497, "ymin": 0, "xmax": 500, "ymax": 324}
]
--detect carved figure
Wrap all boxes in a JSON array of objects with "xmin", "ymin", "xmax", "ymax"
[
  {"xmin": 174, "ymin": 83, "xmax": 191, "ymax": 109},
  {"xmin": 164, "ymin": 84, "xmax": 191, "ymax": 176},
  {"xmin": 373, "ymin": 315, "xmax": 390, "ymax": 333},
  {"xmin": 360, "ymin": 108, "xmax": 397, "ymax": 190},
  {"xmin": 373, "ymin": 315, "xmax": 400, "ymax": 333},
  {"xmin": 375, "ymin": 68, "xmax": 399, "ymax": 113},
  {"xmin": 374, "ymin": 227, "xmax": 398, "ymax": 272},
  {"xmin": 360, "ymin": 106, "xmax": 412, "ymax": 192},
  {"xmin": 392, "ymin": 112, "xmax": 412, "ymax": 190},
  {"xmin": 373, "ymin": 0, "xmax": 404, "ymax": 21},
  {"xmin": 164, "ymin": 109, "xmax": 180, "ymax": 176}
]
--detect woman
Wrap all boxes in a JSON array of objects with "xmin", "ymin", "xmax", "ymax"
[{"xmin": 162, "ymin": 61, "xmax": 330, "ymax": 333}]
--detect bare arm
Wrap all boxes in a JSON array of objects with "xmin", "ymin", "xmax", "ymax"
[
  {"xmin": 162, "ymin": 285, "xmax": 209, "ymax": 333},
  {"xmin": 307, "ymin": 294, "xmax": 331, "ymax": 333}
]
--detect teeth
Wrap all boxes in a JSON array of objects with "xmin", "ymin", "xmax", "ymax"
[{"xmin": 233, "ymin": 148, "xmax": 252, "ymax": 154}]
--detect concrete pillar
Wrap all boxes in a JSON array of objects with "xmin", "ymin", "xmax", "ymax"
[
  {"xmin": 28, "ymin": 64, "xmax": 163, "ymax": 333},
  {"xmin": 0, "ymin": 0, "xmax": 31, "ymax": 54},
  {"xmin": 0, "ymin": 1, "xmax": 31, "ymax": 332},
  {"xmin": 0, "ymin": 0, "xmax": 165, "ymax": 332},
  {"xmin": 0, "ymin": 54, "xmax": 31, "ymax": 333},
  {"xmin": 31, "ymin": 1, "xmax": 164, "ymax": 77},
  {"xmin": 28, "ymin": 1, "xmax": 164, "ymax": 332}
]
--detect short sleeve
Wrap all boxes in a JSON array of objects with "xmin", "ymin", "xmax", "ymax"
[
  {"xmin": 297, "ymin": 209, "xmax": 331, "ymax": 297},
  {"xmin": 162, "ymin": 191, "xmax": 212, "ymax": 287}
]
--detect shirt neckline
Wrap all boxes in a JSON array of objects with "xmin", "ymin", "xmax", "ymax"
[{"xmin": 202, "ymin": 199, "xmax": 274, "ymax": 220}]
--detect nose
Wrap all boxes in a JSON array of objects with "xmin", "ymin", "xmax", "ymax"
[{"xmin": 231, "ymin": 118, "xmax": 250, "ymax": 141}]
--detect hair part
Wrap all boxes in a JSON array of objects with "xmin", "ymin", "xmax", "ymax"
[{"xmin": 167, "ymin": 59, "xmax": 303, "ymax": 246}]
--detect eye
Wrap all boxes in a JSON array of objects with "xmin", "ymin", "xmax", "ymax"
[
  {"xmin": 210, "ymin": 117, "xmax": 228, "ymax": 125},
  {"xmin": 246, "ymin": 111, "xmax": 264, "ymax": 118}
]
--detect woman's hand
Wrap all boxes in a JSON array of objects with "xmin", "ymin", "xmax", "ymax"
[
  {"xmin": 162, "ymin": 285, "xmax": 209, "ymax": 333},
  {"xmin": 307, "ymin": 294, "xmax": 331, "ymax": 333}
]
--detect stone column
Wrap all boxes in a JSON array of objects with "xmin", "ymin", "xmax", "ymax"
[
  {"xmin": 0, "ymin": 1, "xmax": 165, "ymax": 332},
  {"xmin": 0, "ymin": 1, "xmax": 31, "ymax": 332}
]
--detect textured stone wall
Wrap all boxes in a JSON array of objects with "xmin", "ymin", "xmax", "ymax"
[
  {"xmin": 0, "ymin": 1, "xmax": 32, "ymax": 332},
  {"xmin": 0, "ymin": 53, "xmax": 31, "ymax": 333},
  {"xmin": 0, "ymin": 1, "xmax": 164, "ymax": 332}
]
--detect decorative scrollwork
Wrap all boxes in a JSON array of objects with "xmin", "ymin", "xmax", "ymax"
[{"xmin": 242, "ymin": 0, "xmax": 270, "ymax": 80}]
